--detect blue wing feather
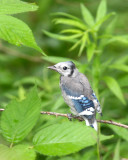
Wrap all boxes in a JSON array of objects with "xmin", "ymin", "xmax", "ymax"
[
  {"xmin": 72, "ymin": 97, "xmax": 94, "ymax": 113},
  {"xmin": 61, "ymin": 84, "xmax": 95, "ymax": 119},
  {"xmin": 73, "ymin": 97, "xmax": 95, "ymax": 119}
]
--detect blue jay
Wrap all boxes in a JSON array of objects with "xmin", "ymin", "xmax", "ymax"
[{"xmin": 48, "ymin": 61, "xmax": 102, "ymax": 131}]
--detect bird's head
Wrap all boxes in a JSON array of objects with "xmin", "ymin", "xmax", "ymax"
[{"xmin": 48, "ymin": 61, "xmax": 77, "ymax": 77}]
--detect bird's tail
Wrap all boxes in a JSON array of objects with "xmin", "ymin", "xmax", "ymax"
[{"xmin": 82, "ymin": 116, "xmax": 98, "ymax": 131}]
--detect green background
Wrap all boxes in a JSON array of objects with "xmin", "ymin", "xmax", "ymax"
[{"xmin": 0, "ymin": 0, "xmax": 128, "ymax": 160}]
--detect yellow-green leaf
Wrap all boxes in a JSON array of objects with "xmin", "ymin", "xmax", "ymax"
[
  {"xmin": 53, "ymin": 18, "xmax": 87, "ymax": 30},
  {"xmin": 0, "ymin": 15, "xmax": 45, "ymax": 55},
  {"xmin": 113, "ymin": 140, "xmax": 120, "ymax": 160},
  {"xmin": 78, "ymin": 33, "xmax": 87, "ymax": 56},
  {"xmin": 51, "ymin": 12, "xmax": 81, "ymax": 22},
  {"xmin": 33, "ymin": 122, "xmax": 113, "ymax": 156},
  {"xmin": 93, "ymin": 12, "xmax": 115, "ymax": 31},
  {"xmin": 60, "ymin": 29, "xmax": 83, "ymax": 34},
  {"xmin": 0, "ymin": 144, "xmax": 36, "ymax": 160},
  {"xmin": 69, "ymin": 39, "xmax": 82, "ymax": 51},
  {"xmin": 80, "ymin": 4, "xmax": 95, "ymax": 27},
  {"xmin": 0, "ymin": 0, "xmax": 38, "ymax": 15},
  {"xmin": 1, "ymin": 87, "xmax": 41, "ymax": 143},
  {"xmin": 43, "ymin": 30, "xmax": 78, "ymax": 43},
  {"xmin": 96, "ymin": 0, "xmax": 107, "ymax": 22},
  {"xmin": 109, "ymin": 64, "xmax": 128, "ymax": 72},
  {"xmin": 87, "ymin": 43, "xmax": 96, "ymax": 62}
]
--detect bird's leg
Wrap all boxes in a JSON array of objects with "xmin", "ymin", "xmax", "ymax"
[{"xmin": 67, "ymin": 113, "xmax": 73, "ymax": 121}]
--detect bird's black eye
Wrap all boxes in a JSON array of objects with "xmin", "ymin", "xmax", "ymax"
[{"xmin": 63, "ymin": 66, "xmax": 67, "ymax": 70}]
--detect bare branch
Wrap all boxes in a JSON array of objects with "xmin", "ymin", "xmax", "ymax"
[
  {"xmin": 40, "ymin": 111, "xmax": 128, "ymax": 129},
  {"xmin": 0, "ymin": 109, "xmax": 128, "ymax": 129}
]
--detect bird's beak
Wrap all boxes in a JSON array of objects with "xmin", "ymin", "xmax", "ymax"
[{"xmin": 47, "ymin": 65, "xmax": 57, "ymax": 71}]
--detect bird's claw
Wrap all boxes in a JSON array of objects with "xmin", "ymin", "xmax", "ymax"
[
  {"xmin": 67, "ymin": 113, "xmax": 73, "ymax": 121},
  {"xmin": 100, "ymin": 113, "xmax": 103, "ymax": 116}
]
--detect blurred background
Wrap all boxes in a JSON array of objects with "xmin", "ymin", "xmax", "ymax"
[{"xmin": 0, "ymin": 0, "xmax": 128, "ymax": 159}]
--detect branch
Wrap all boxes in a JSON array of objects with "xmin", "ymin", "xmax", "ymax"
[
  {"xmin": 40, "ymin": 111, "xmax": 128, "ymax": 129},
  {"xmin": 0, "ymin": 108, "xmax": 128, "ymax": 129}
]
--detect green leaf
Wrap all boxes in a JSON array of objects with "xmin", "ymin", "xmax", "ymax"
[
  {"xmin": 105, "ymin": 16, "xmax": 117, "ymax": 34},
  {"xmin": 33, "ymin": 122, "xmax": 113, "ymax": 156},
  {"xmin": 43, "ymin": 30, "xmax": 78, "ymax": 43},
  {"xmin": 93, "ymin": 12, "xmax": 115, "ymax": 31},
  {"xmin": 113, "ymin": 140, "xmax": 120, "ymax": 160},
  {"xmin": 109, "ymin": 64, "xmax": 128, "ymax": 72},
  {"xmin": 53, "ymin": 18, "xmax": 87, "ymax": 30},
  {"xmin": 42, "ymin": 56, "xmax": 81, "ymax": 66},
  {"xmin": 107, "ymin": 35, "xmax": 128, "ymax": 45},
  {"xmin": 69, "ymin": 39, "xmax": 82, "ymax": 51},
  {"xmin": 0, "ymin": 144, "xmax": 36, "ymax": 160},
  {"xmin": 109, "ymin": 125, "xmax": 128, "ymax": 141},
  {"xmin": 78, "ymin": 33, "xmax": 87, "ymax": 56},
  {"xmin": 0, "ymin": 0, "xmax": 38, "ymax": 15},
  {"xmin": 1, "ymin": 87, "xmax": 41, "ymax": 143},
  {"xmin": 96, "ymin": 0, "xmax": 107, "ymax": 22},
  {"xmin": 80, "ymin": 4, "xmax": 95, "ymax": 27},
  {"xmin": 0, "ymin": 15, "xmax": 45, "ymax": 55},
  {"xmin": 60, "ymin": 29, "xmax": 83, "ymax": 34},
  {"xmin": 51, "ymin": 12, "xmax": 81, "ymax": 22},
  {"xmin": 87, "ymin": 43, "xmax": 96, "ymax": 62},
  {"xmin": 103, "ymin": 76, "xmax": 126, "ymax": 105}
]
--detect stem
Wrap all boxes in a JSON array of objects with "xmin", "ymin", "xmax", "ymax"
[
  {"xmin": 97, "ymin": 123, "xmax": 101, "ymax": 160},
  {"xmin": 10, "ymin": 143, "xmax": 13, "ymax": 148},
  {"xmin": 97, "ymin": 141, "xmax": 100, "ymax": 160},
  {"xmin": 96, "ymin": 87, "xmax": 101, "ymax": 160}
]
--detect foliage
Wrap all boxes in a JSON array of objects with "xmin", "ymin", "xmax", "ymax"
[
  {"xmin": 0, "ymin": 144, "xmax": 36, "ymax": 160},
  {"xmin": 113, "ymin": 140, "xmax": 120, "ymax": 160},
  {"xmin": 33, "ymin": 122, "xmax": 112, "ymax": 156},
  {"xmin": 1, "ymin": 87, "xmax": 41, "ymax": 143},
  {"xmin": 43, "ymin": 0, "xmax": 115, "ymax": 58},
  {"xmin": 43, "ymin": 0, "xmax": 128, "ymax": 104},
  {"xmin": 0, "ymin": 0, "xmax": 128, "ymax": 160},
  {"xmin": 0, "ymin": 0, "xmax": 45, "ymax": 55}
]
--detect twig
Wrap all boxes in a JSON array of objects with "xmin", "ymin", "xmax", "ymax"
[
  {"xmin": 0, "ymin": 109, "xmax": 128, "ymax": 129},
  {"xmin": 40, "ymin": 111, "xmax": 128, "ymax": 129}
]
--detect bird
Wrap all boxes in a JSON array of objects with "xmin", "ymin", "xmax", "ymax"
[{"xmin": 48, "ymin": 61, "xmax": 102, "ymax": 131}]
